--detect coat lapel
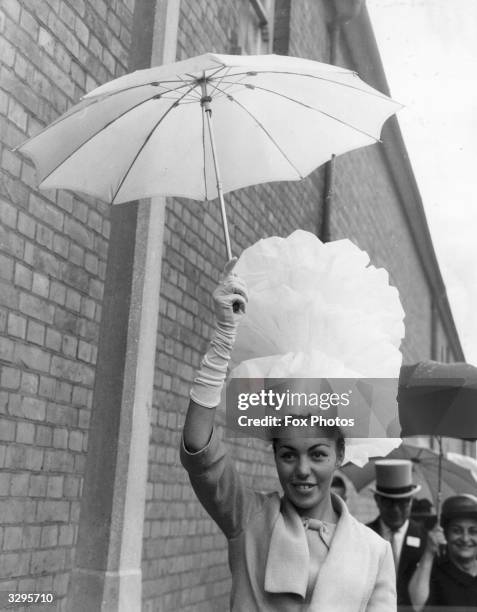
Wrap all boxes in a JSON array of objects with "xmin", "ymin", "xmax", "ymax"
[
  {"xmin": 309, "ymin": 495, "xmax": 371, "ymax": 611},
  {"xmin": 264, "ymin": 495, "xmax": 382, "ymax": 611},
  {"xmin": 264, "ymin": 498, "xmax": 309, "ymax": 598}
]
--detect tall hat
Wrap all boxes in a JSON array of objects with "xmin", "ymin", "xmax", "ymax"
[
  {"xmin": 228, "ymin": 230, "xmax": 405, "ymax": 466},
  {"xmin": 371, "ymin": 459, "xmax": 421, "ymax": 498}
]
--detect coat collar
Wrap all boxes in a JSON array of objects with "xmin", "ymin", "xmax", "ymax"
[
  {"xmin": 264, "ymin": 496, "xmax": 311, "ymax": 597},
  {"xmin": 264, "ymin": 494, "xmax": 354, "ymax": 597},
  {"xmin": 309, "ymin": 495, "xmax": 376, "ymax": 610},
  {"xmin": 264, "ymin": 494, "xmax": 382, "ymax": 610}
]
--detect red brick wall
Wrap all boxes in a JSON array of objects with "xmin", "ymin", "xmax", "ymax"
[{"xmin": 0, "ymin": 0, "xmax": 133, "ymax": 608}]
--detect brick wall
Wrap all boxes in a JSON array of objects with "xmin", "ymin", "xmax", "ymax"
[
  {"xmin": 143, "ymin": 2, "xmax": 326, "ymax": 609},
  {"xmin": 0, "ymin": 0, "xmax": 134, "ymax": 609},
  {"xmin": 329, "ymin": 39, "xmax": 434, "ymax": 364},
  {"xmin": 333, "ymin": 147, "xmax": 433, "ymax": 363}
]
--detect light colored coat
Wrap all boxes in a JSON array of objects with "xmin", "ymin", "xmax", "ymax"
[{"xmin": 181, "ymin": 431, "xmax": 396, "ymax": 612}]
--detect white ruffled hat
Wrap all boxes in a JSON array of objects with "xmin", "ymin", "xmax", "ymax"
[{"xmin": 228, "ymin": 230, "xmax": 405, "ymax": 466}]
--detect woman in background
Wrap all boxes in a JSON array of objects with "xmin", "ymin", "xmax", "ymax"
[{"xmin": 409, "ymin": 494, "xmax": 477, "ymax": 611}]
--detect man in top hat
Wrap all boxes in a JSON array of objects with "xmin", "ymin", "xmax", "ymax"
[{"xmin": 367, "ymin": 459, "xmax": 427, "ymax": 608}]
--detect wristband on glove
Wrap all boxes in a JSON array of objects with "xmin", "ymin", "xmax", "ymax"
[{"xmin": 189, "ymin": 322, "xmax": 236, "ymax": 408}]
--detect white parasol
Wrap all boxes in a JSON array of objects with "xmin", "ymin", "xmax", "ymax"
[{"xmin": 17, "ymin": 53, "xmax": 401, "ymax": 259}]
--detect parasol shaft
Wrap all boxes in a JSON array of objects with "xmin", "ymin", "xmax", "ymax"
[
  {"xmin": 436, "ymin": 435, "xmax": 443, "ymax": 518},
  {"xmin": 202, "ymin": 92, "xmax": 233, "ymax": 261}
]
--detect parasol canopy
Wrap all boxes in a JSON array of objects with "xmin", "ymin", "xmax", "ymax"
[{"xmin": 17, "ymin": 53, "xmax": 401, "ymax": 259}]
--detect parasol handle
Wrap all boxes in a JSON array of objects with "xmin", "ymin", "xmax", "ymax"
[
  {"xmin": 436, "ymin": 435, "xmax": 443, "ymax": 519},
  {"xmin": 201, "ymin": 83, "xmax": 233, "ymax": 262},
  {"xmin": 435, "ymin": 435, "xmax": 448, "ymax": 558}
]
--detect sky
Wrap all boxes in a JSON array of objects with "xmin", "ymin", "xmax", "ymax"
[{"xmin": 366, "ymin": 0, "xmax": 477, "ymax": 365}]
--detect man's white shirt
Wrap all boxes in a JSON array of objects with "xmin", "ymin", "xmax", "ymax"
[{"xmin": 379, "ymin": 518, "xmax": 409, "ymax": 568}]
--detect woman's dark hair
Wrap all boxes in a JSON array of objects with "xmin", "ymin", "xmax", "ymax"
[{"xmin": 272, "ymin": 422, "xmax": 345, "ymax": 457}]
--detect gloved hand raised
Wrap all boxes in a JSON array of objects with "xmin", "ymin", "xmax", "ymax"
[
  {"xmin": 424, "ymin": 525, "xmax": 447, "ymax": 557},
  {"xmin": 190, "ymin": 259, "xmax": 248, "ymax": 409},
  {"xmin": 213, "ymin": 258, "xmax": 248, "ymax": 329}
]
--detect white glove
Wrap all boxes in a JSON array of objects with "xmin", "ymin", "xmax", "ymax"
[{"xmin": 190, "ymin": 259, "xmax": 248, "ymax": 408}]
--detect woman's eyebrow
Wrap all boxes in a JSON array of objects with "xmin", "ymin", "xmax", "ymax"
[{"xmin": 277, "ymin": 441, "xmax": 332, "ymax": 451}]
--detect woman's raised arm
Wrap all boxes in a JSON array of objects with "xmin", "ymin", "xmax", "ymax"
[
  {"xmin": 183, "ymin": 259, "xmax": 248, "ymax": 452},
  {"xmin": 408, "ymin": 526, "xmax": 445, "ymax": 611}
]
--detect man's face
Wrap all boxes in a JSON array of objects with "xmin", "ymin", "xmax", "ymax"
[{"xmin": 375, "ymin": 494, "xmax": 412, "ymax": 530}]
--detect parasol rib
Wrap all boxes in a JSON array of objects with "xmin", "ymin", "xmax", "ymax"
[
  {"xmin": 206, "ymin": 66, "xmax": 246, "ymax": 100},
  {"xmin": 17, "ymin": 81, "xmax": 197, "ymax": 149},
  {"xmin": 111, "ymin": 83, "xmax": 198, "ymax": 204},
  {"xmin": 36, "ymin": 83, "xmax": 195, "ymax": 187},
  {"xmin": 211, "ymin": 70, "xmax": 396, "ymax": 103},
  {"xmin": 184, "ymin": 63, "xmax": 226, "ymax": 83},
  {"xmin": 211, "ymin": 84, "xmax": 303, "ymax": 180},
  {"xmin": 219, "ymin": 82, "xmax": 382, "ymax": 142},
  {"xmin": 175, "ymin": 73, "xmax": 203, "ymax": 101},
  {"xmin": 207, "ymin": 66, "xmax": 232, "ymax": 97}
]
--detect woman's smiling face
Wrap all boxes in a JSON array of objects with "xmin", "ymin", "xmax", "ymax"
[
  {"xmin": 445, "ymin": 517, "xmax": 477, "ymax": 565},
  {"xmin": 274, "ymin": 430, "xmax": 343, "ymax": 518}
]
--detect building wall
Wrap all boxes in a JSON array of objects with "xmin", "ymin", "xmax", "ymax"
[
  {"xmin": 143, "ymin": 5, "xmax": 325, "ymax": 610},
  {"xmin": 0, "ymin": 0, "xmax": 134, "ymax": 608},
  {"xmin": 333, "ymin": 147, "xmax": 433, "ymax": 363},
  {"xmin": 141, "ymin": 1, "xmax": 451, "ymax": 611},
  {"xmin": 0, "ymin": 1, "xmax": 462, "ymax": 611}
]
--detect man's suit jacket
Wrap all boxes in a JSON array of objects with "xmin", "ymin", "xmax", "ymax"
[{"xmin": 367, "ymin": 517, "xmax": 427, "ymax": 607}]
